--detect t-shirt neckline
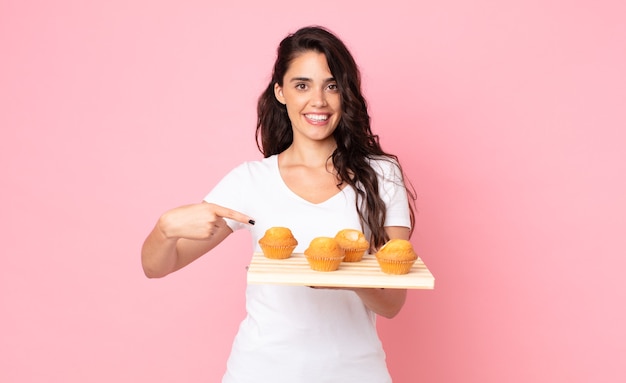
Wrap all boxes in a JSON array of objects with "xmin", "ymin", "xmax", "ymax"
[{"xmin": 270, "ymin": 155, "xmax": 346, "ymax": 206}]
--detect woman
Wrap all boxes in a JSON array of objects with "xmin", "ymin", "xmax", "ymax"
[{"xmin": 142, "ymin": 26, "xmax": 415, "ymax": 383}]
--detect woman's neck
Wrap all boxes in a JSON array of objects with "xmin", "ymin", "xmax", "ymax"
[{"xmin": 280, "ymin": 140, "xmax": 337, "ymax": 169}]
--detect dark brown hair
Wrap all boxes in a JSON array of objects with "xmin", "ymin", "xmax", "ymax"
[{"xmin": 255, "ymin": 26, "xmax": 415, "ymax": 248}]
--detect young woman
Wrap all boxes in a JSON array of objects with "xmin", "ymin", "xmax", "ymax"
[{"xmin": 142, "ymin": 26, "xmax": 415, "ymax": 383}]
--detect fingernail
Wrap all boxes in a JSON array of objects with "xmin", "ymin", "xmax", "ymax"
[{"xmin": 248, "ymin": 219, "xmax": 255, "ymax": 225}]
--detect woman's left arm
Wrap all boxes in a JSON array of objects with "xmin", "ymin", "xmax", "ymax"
[{"xmin": 352, "ymin": 226, "xmax": 410, "ymax": 318}]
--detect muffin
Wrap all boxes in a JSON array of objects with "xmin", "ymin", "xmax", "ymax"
[
  {"xmin": 375, "ymin": 239, "xmax": 418, "ymax": 275},
  {"xmin": 334, "ymin": 229, "xmax": 369, "ymax": 262},
  {"xmin": 304, "ymin": 237, "xmax": 345, "ymax": 271},
  {"xmin": 258, "ymin": 227, "xmax": 298, "ymax": 259}
]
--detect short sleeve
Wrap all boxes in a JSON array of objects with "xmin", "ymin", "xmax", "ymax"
[
  {"xmin": 203, "ymin": 162, "xmax": 251, "ymax": 232},
  {"xmin": 373, "ymin": 159, "xmax": 412, "ymax": 229}
]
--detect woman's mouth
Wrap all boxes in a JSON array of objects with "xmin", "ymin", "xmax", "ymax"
[{"xmin": 304, "ymin": 114, "xmax": 330, "ymax": 124}]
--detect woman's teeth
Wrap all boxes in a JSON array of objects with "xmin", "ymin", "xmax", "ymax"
[{"xmin": 306, "ymin": 114, "xmax": 328, "ymax": 121}]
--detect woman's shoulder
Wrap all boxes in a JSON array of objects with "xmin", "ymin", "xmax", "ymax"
[
  {"xmin": 367, "ymin": 155, "xmax": 401, "ymax": 176},
  {"xmin": 229, "ymin": 155, "xmax": 278, "ymax": 176}
]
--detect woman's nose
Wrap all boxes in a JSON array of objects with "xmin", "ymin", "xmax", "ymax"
[{"xmin": 310, "ymin": 88, "xmax": 328, "ymax": 107}]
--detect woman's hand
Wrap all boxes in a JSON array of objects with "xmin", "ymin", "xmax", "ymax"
[
  {"xmin": 158, "ymin": 202, "xmax": 253, "ymax": 240},
  {"xmin": 141, "ymin": 202, "xmax": 254, "ymax": 278}
]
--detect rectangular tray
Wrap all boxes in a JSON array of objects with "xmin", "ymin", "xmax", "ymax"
[{"xmin": 247, "ymin": 252, "xmax": 435, "ymax": 289}]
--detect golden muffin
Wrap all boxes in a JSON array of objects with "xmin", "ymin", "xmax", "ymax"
[
  {"xmin": 304, "ymin": 237, "xmax": 345, "ymax": 272},
  {"xmin": 375, "ymin": 239, "xmax": 418, "ymax": 275},
  {"xmin": 334, "ymin": 229, "xmax": 369, "ymax": 262},
  {"xmin": 258, "ymin": 227, "xmax": 298, "ymax": 259}
]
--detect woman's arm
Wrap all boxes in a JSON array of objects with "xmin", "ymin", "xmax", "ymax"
[
  {"xmin": 141, "ymin": 202, "xmax": 253, "ymax": 278},
  {"xmin": 352, "ymin": 226, "xmax": 410, "ymax": 318}
]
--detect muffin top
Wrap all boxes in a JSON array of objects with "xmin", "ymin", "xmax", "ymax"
[
  {"xmin": 334, "ymin": 229, "xmax": 369, "ymax": 250},
  {"xmin": 304, "ymin": 237, "xmax": 345, "ymax": 258},
  {"xmin": 376, "ymin": 239, "xmax": 417, "ymax": 261},
  {"xmin": 258, "ymin": 227, "xmax": 298, "ymax": 247}
]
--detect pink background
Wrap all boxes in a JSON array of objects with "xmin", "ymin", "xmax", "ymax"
[{"xmin": 2, "ymin": 1, "xmax": 625, "ymax": 382}]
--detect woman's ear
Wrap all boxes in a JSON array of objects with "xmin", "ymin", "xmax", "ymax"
[{"xmin": 274, "ymin": 83, "xmax": 286, "ymax": 105}]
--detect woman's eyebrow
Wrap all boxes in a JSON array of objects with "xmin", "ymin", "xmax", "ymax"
[
  {"xmin": 289, "ymin": 77, "xmax": 312, "ymax": 83},
  {"xmin": 288, "ymin": 76, "xmax": 336, "ymax": 83}
]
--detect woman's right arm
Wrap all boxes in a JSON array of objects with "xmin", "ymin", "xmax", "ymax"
[{"xmin": 141, "ymin": 202, "xmax": 254, "ymax": 278}]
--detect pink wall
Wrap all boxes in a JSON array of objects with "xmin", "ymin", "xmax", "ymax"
[{"xmin": 2, "ymin": 1, "xmax": 625, "ymax": 382}]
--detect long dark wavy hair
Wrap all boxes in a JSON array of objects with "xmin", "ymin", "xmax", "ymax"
[{"xmin": 255, "ymin": 26, "xmax": 415, "ymax": 248}]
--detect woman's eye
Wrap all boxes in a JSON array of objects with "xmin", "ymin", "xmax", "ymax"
[
  {"xmin": 327, "ymin": 83, "xmax": 338, "ymax": 91},
  {"xmin": 295, "ymin": 83, "xmax": 307, "ymax": 90}
]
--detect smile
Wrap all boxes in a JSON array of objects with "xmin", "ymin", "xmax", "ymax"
[{"xmin": 304, "ymin": 114, "xmax": 329, "ymax": 121}]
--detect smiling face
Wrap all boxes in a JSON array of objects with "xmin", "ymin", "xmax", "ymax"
[{"xmin": 274, "ymin": 50, "xmax": 342, "ymax": 146}]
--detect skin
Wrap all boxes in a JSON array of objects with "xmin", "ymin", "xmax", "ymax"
[{"xmin": 141, "ymin": 50, "xmax": 408, "ymax": 318}]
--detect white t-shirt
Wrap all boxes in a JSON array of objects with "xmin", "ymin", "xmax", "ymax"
[{"xmin": 204, "ymin": 155, "xmax": 411, "ymax": 383}]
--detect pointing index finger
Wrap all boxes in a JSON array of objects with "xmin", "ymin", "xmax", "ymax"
[{"xmin": 211, "ymin": 204, "xmax": 255, "ymax": 225}]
